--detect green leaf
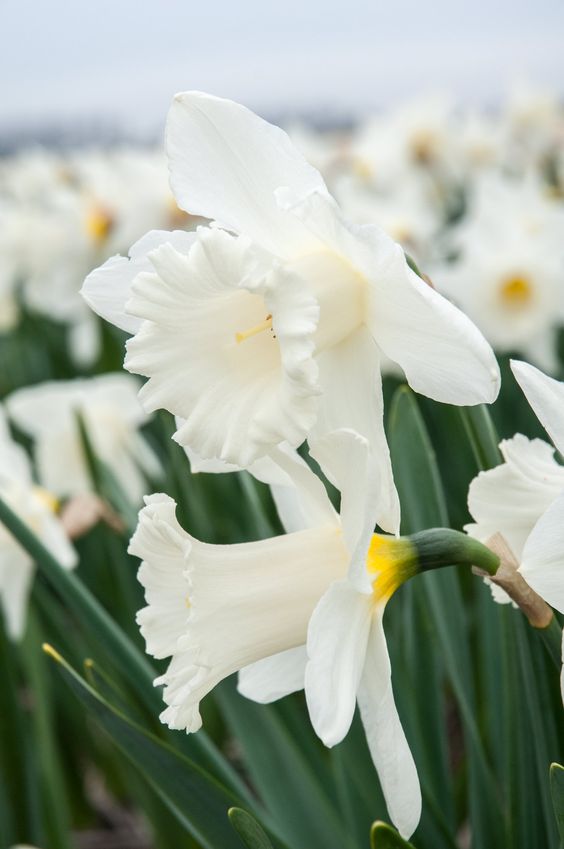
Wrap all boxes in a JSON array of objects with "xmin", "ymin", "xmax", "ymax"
[
  {"xmin": 0, "ymin": 492, "xmax": 250, "ymax": 798},
  {"xmin": 370, "ymin": 820, "xmax": 416, "ymax": 848},
  {"xmin": 457, "ymin": 404, "xmax": 502, "ymax": 471},
  {"xmin": 550, "ymin": 763, "xmax": 564, "ymax": 843},
  {"xmin": 216, "ymin": 678, "xmax": 349, "ymax": 849},
  {"xmin": 45, "ymin": 647, "xmax": 275, "ymax": 849},
  {"xmin": 229, "ymin": 807, "xmax": 277, "ymax": 849},
  {"xmin": 388, "ymin": 387, "xmax": 505, "ymax": 846}
]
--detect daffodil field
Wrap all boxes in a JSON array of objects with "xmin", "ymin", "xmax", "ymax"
[{"xmin": 1, "ymin": 89, "xmax": 564, "ymax": 849}]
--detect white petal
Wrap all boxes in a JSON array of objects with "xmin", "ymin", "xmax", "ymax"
[
  {"xmin": 466, "ymin": 434, "xmax": 564, "ymax": 560},
  {"xmin": 0, "ymin": 546, "xmax": 34, "ymax": 641},
  {"xmin": 520, "ymin": 489, "xmax": 564, "ymax": 614},
  {"xmin": 166, "ymin": 92, "xmax": 328, "ymax": 256},
  {"xmin": 369, "ymin": 255, "xmax": 500, "ymax": 405},
  {"xmin": 278, "ymin": 189, "xmax": 499, "ymax": 405},
  {"xmin": 81, "ymin": 229, "xmax": 196, "ymax": 334},
  {"xmin": 125, "ymin": 229, "xmax": 319, "ymax": 466},
  {"xmin": 357, "ymin": 615, "xmax": 421, "ymax": 840},
  {"xmin": 238, "ymin": 646, "xmax": 307, "ymax": 703},
  {"xmin": 305, "ymin": 582, "xmax": 372, "ymax": 747},
  {"xmin": 511, "ymin": 359, "xmax": 564, "ymax": 456},
  {"xmin": 309, "ymin": 327, "xmax": 399, "ymax": 535},
  {"xmin": 310, "ymin": 429, "xmax": 379, "ymax": 592}
]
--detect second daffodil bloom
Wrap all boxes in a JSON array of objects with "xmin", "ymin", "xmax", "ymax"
[
  {"xmin": 131, "ymin": 429, "xmax": 421, "ymax": 838},
  {"xmin": 6, "ymin": 375, "xmax": 160, "ymax": 504},
  {"xmin": 83, "ymin": 91, "xmax": 500, "ymax": 533},
  {"xmin": 0, "ymin": 408, "xmax": 76, "ymax": 640},
  {"xmin": 467, "ymin": 359, "xmax": 564, "ymax": 697}
]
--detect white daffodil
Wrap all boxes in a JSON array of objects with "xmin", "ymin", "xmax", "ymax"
[
  {"xmin": 0, "ymin": 408, "xmax": 76, "ymax": 640},
  {"xmin": 433, "ymin": 174, "xmax": 564, "ymax": 373},
  {"xmin": 6, "ymin": 375, "xmax": 160, "ymax": 504},
  {"xmin": 83, "ymin": 91, "xmax": 499, "ymax": 533},
  {"xmin": 467, "ymin": 359, "xmax": 564, "ymax": 697},
  {"xmin": 131, "ymin": 429, "xmax": 421, "ymax": 838}
]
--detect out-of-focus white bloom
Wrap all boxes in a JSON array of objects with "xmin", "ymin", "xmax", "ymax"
[
  {"xmin": 347, "ymin": 95, "xmax": 458, "ymax": 190},
  {"xmin": 0, "ymin": 408, "xmax": 76, "ymax": 640},
  {"xmin": 131, "ymin": 430, "xmax": 421, "ymax": 838},
  {"xmin": 6, "ymin": 375, "xmax": 159, "ymax": 503},
  {"xmin": 83, "ymin": 92, "xmax": 499, "ymax": 532},
  {"xmin": 434, "ymin": 174, "xmax": 564, "ymax": 372},
  {"xmin": 467, "ymin": 361, "xmax": 564, "ymax": 625}
]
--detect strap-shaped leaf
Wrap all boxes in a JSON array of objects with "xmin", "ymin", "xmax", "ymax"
[
  {"xmin": 370, "ymin": 820, "xmax": 416, "ymax": 848},
  {"xmin": 45, "ymin": 647, "xmax": 282, "ymax": 849},
  {"xmin": 229, "ymin": 807, "xmax": 277, "ymax": 849}
]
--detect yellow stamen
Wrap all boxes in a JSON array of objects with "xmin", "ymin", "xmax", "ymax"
[
  {"xmin": 85, "ymin": 206, "xmax": 114, "ymax": 245},
  {"xmin": 366, "ymin": 534, "xmax": 417, "ymax": 603},
  {"xmin": 235, "ymin": 315, "xmax": 273, "ymax": 344},
  {"xmin": 499, "ymin": 275, "xmax": 533, "ymax": 308}
]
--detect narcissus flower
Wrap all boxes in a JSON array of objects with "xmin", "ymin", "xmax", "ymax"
[
  {"xmin": 131, "ymin": 430, "xmax": 422, "ymax": 836},
  {"xmin": 6, "ymin": 375, "xmax": 160, "ymax": 504},
  {"xmin": 83, "ymin": 91, "xmax": 500, "ymax": 533},
  {"xmin": 467, "ymin": 359, "xmax": 564, "ymax": 696},
  {"xmin": 0, "ymin": 408, "xmax": 76, "ymax": 640}
]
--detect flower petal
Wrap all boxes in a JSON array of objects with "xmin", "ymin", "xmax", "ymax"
[
  {"xmin": 520, "ymin": 489, "xmax": 564, "ymax": 614},
  {"xmin": 309, "ymin": 326, "xmax": 399, "ymax": 535},
  {"xmin": 305, "ymin": 581, "xmax": 372, "ymax": 747},
  {"xmin": 126, "ymin": 228, "xmax": 319, "ymax": 466},
  {"xmin": 278, "ymin": 187, "xmax": 499, "ymax": 405},
  {"xmin": 357, "ymin": 614, "xmax": 421, "ymax": 839},
  {"xmin": 511, "ymin": 359, "xmax": 564, "ymax": 456},
  {"xmin": 310, "ymin": 429, "xmax": 380, "ymax": 592},
  {"xmin": 0, "ymin": 547, "xmax": 34, "ymax": 641},
  {"xmin": 166, "ymin": 92, "xmax": 328, "ymax": 256},
  {"xmin": 466, "ymin": 434, "xmax": 564, "ymax": 559},
  {"xmin": 81, "ymin": 229, "xmax": 196, "ymax": 334},
  {"xmin": 238, "ymin": 646, "xmax": 307, "ymax": 703},
  {"xmin": 369, "ymin": 253, "xmax": 500, "ymax": 405}
]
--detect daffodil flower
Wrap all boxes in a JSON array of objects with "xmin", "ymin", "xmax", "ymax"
[
  {"xmin": 83, "ymin": 91, "xmax": 500, "ymax": 533},
  {"xmin": 131, "ymin": 428, "xmax": 424, "ymax": 836},
  {"xmin": 467, "ymin": 359, "xmax": 564, "ymax": 698},
  {"xmin": 0, "ymin": 408, "xmax": 76, "ymax": 640},
  {"xmin": 6, "ymin": 375, "xmax": 160, "ymax": 504}
]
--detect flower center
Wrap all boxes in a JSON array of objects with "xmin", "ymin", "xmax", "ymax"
[
  {"xmin": 366, "ymin": 534, "xmax": 418, "ymax": 603},
  {"xmin": 499, "ymin": 275, "xmax": 533, "ymax": 308},
  {"xmin": 85, "ymin": 206, "xmax": 114, "ymax": 245},
  {"xmin": 235, "ymin": 314, "xmax": 273, "ymax": 344},
  {"xmin": 290, "ymin": 250, "xmax": 366, "ymax": 352}
]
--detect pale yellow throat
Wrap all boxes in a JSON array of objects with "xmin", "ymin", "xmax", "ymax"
[
  {"xmin": 235, "ymin": 314, "xmax": 273, "ymax": 344},
  {"xmin": 499, "ymin": 275, "xmax": 533, "ymax": 308}
]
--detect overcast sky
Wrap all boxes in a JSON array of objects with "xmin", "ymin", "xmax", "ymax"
[{"xmin": 2, "ymin": 0, "xmax": 564, "ymax": 136}]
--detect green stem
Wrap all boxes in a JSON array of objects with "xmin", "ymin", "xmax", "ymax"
[{"xmin": 411, "ymin": 528, "xmax": 500, "ymax": 576}]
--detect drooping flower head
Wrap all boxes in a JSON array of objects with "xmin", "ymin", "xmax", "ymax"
[
  {"xmin": 131, "ymin": 430, "xmax": 422, "ymax": 838},
  {"xmin": 6, "ymin": 374, "xmax": 160, "ymax": 504}
]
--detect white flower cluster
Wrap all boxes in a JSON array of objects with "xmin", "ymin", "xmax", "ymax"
[
  {"xmin": 80, "ymin": 90, "xmax": 509, "ymax": 839},
  {"xmin": 0, "ymin": 148, "xmax": 191, "ymax": 363}
]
